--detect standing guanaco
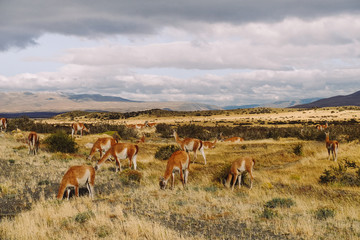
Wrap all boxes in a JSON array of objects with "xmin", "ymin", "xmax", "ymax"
[
  {"xmin": 27, "ymin": 131, "xmax": 40, "ymax": 155},
  {"xmin": 57, "ymin": 165, "xmax": 95, "ymax": 200},
  {"xmin": 0, "ymin": 118, "xmax": 7, "ymax": 132},
  {"xmin": 173, "ymin": 130, "xmax": 206, "ymax": 164},
  {"xmin": 225, "ymin": 156, "xmax": 255, "ymax": 190},
  {"xmin": 95, "ymin": 143, "xmax": 139, "ymax": 172},
  {"xmin": 325, "ymin": 132, "xmax": 339, "ymax": 161},
  {"xmin": 159, "ymin": 150, "xmax": 190, "ymax": 190},
  {"xmin": 71, "ymin": 122, "xmax": 90, "ymax": 138}
]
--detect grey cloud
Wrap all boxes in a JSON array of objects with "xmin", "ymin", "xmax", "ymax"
[{"xmin": 1, "ymin": 0, "xmax": 360, "ymax": 50}]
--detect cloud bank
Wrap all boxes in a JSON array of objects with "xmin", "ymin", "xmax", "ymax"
[{"xmin": 0, "ymin": 1, "xmax": 359, "ymax": 106}]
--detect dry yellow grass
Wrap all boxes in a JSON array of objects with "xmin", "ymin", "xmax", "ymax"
[{"xmin": 1, "ymin": 108, "xmax": 360, "ymax": 239}]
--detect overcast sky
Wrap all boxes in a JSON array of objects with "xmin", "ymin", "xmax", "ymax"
[{"xmin": 1, "ymin": 0, "xmax": 360, "ymax": 107}]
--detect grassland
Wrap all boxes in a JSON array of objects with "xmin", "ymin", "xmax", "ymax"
[{"xmin": 1, "ymin": 107, "xmax": 360, "ymax": 239}]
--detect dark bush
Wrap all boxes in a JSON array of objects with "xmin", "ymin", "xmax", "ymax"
[
  {"xmin": 261, "ymin": 208, "xmax": 278, "ymax": 219},
  {"xmin": 156, "ymin": 123, "xmax": 173, "ymax": 138},
  {"xmin": 43, "ymin": 130, "xmax": 77, "ymax": 153},
  {"xmin": 74, "ymin": 210, "xmax": 95, "ymax": 223},
  {"xmin": 319, "ymin": 162, "xmax": 360, "ymax": 186},
  {"xmin": 264, "ymin": 198, "xmax": 295, "ymax": 209},
  {"xmin": 293, "ymin": 144, "xmax": 303, "ymax": 156},
  {"xmin": 154, "ymin": 145, "xmax": 181, "ymax": 160},
  {"xmin": 315, "ymin": 207, "xmax": 335, "ymax": 220}
]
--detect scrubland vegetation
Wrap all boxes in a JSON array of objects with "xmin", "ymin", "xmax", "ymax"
[{"xmin": 1, "ymin": 107, "xmax": 360, "ymax": 239}]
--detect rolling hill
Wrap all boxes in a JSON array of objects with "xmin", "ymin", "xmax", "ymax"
[
  {"xmin": 0, "ymin": 92, "xmax": 221, "ymax": 117},
  {"xmin": 293, "ymin": 90, "xmax": 360, "ymax": 108}
]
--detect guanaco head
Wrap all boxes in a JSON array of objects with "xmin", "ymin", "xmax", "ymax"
[{"xmin": 159, "ymin": 177, "xmax": 167, "ymax": 190}]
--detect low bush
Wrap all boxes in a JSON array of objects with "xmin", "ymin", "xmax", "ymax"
[
  {"xmin": 119, "ymin": 169, "xmax": 143, "ymax": 186},
  {"xmin": 319, "ymin": 161, "xmax": 360, "ymax": 186},
  {"xmin": 43, "ymin": 130, "xmax": 77, "ymax": 153},
  {"xmin": 314, "ymin": 207, "xmax": 335, "ymax": 220},
  {"xmin": 155, "ymin": 123, "xmax": 173, "ymax": 138},
  {"xmin": 74, "ymin": 210, "xmax": 95, "ymax": 224},
  {"xmin": 293, "ymin": 144, "xmax": 303, "ymax": 156},
  {"xmin": 154, "ymin": 145, "xmax": 181, "ymax": 160},
  {"xmin": 264, "ymin": 198, "xmax": 295, "ymax": 209}
]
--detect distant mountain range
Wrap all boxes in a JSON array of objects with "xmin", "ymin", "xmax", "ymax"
[
  {"xmin": 0, "ymin": 90, "xmax": 359, "ymax": 118},
  {"xmin": 223, "ymin": 98, "xmax": 320, "ymax": 110},
  {"xmin": 292, "ymin": 90, "xmax": 360, "ymax": 108},
  {"xmin": 0, "ymin": 92, "xmax": 221, "ymax": 118}
]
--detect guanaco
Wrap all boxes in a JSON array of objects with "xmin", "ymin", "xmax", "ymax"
[
  {"xmin": 57, "ymin": 165, "xmax": 95, "ymax": 200},
  {"xmin": 325, "ymin": 132, "xmax": 339, "ymax": 161},
  {"xmin": 173, "ymin": 130, "xmax": 206, "ymax": 164},
  {"xmin": 225, "ymin": 156, "xmax": 255, "ymax": 190},
  {"xmin": 27, "ymin": 131, "xmax": 40, "ymax": 155},
  {"xmin": 0, "ymin": 118, "xmax": 7, "ymax": 132},
  {"xmin": 87, "ymin": 137, "xmax": 118, "ymax": 161},
  {"xmin": 71, "ymin": 122, "xmax": 90, "ymax": 138},
  {"xmin": 95, "ymin": 143, "xmax": 139, "ymax": 172},
  {"xmin": 316, "ymin": 122, "xmax": 328, "ymax": 131},
  {"xmin": 159, "ymin": 150, "xmax": 190, "ymax": 190},
  {"xmin": 136, "ymin": 134, "xmax": 145, "ymax": 144},
  {"xmin": 203, "ymin": 138, "xmax": 217, "ymax": 149}
]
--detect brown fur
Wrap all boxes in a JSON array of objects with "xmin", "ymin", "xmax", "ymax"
[
  {"xmin": 225, "ymin": 157, "xmax": 255, "ymax": 190},
  {"xmin": 173, "ymin": 130, "xmax": 206, "ymax": 164},
  {"xmin": 159, "ymin": 150, "xmax": 190, "ymax": 190},
  {"xmin": 27, "ymin": 131, "xmax": 40, "ymax": 155},
  {"xmin": 203, "ymin": 138, "xmax": 217, "ymax": 149},
  {"xmin": 223, "ymin": 137, "xmax": 244, "ymax": 143},
  {"xmin": 87, "ymin": 137, "xmax": 118, "ymax": 161},
  {"xmin": 136, "ymin": 135, "xmax": 145, "ymax": 144},
  {"xmin": 71, "ymin": 122, "xmax": 90, "ymax": 137},
  {"xmin": 0, "ymin": 118, "xmax": 7, "ymax": 132},
  {"xmin": 325, "ymin": 132, "xmax": 339, "ymax": 161},
  {"xmin": 316, "ymin": 122, "xmax": 328, "ymax": 131},
  {"xmin": 95, "ymin": 143, "xmax": 139, "ymax": 172},
  {"xmin": 57, "ymin": 165, "xmax": 95, "ymax": 200}
]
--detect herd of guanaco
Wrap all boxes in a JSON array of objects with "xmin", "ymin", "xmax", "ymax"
[{"xmin": 0, "ymin": 118, "xmax": 340, "ymax": 199}]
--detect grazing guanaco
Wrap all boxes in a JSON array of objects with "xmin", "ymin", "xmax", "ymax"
[
  {"xmin": 136, "ymin": 134, "xmax": 145, "ymax": 144},
  {"xmin": 219, "ymin": 132, "xmax": 244, "ymax": 143},
  {"xmin": 0, "ymin": 118, "xmax": 7, "ymax": 132},
  {"xmin": 127, "ymin": 121, "xmax": 149, "ymax": 129},
  {"xmin": 87, "ymin": 137, "xmax": 118, "ymax": 161},
  {"xmin": 27, "ymin": 131, "xmax": 40, "ymax": 155},
  {"xmin": 95, "ymin": 143, "xmax": 139, "ymax": 172},
  {"xmin": 173, "ymin": 130, "xmax": 206, "ymax": 165},
  {"xmin": 71, "ymin": 122, "xmax": 90, "ymax": 138},
  {"xmin": 203, "ymin": 138, "xmax": 217, "ymax": 149},
  {"xmin": 147, "ymin": 122, "xmax": 157, "ymax": 128},
  {"xmin": 159, "ymin": 150, "xmax": 190, "ymax": 190},
  {"xmin": 57, "ymin": 165, "xmax": 95, "ymax": 200},
  {"xmin": 325, "ymin": 132, "xmax": 339, "ymax": 161},
  {"xmin": 316, "ymin": 122, "xmax": 328, "ymax": 131},
  {"xmin": 225, "ymin": 156, "xmax": 255, "ymax": 190}
]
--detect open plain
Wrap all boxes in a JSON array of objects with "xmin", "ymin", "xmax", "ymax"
[{"xmin": 1, "ymin": 107, "xmax": 360, "ymax": 239}]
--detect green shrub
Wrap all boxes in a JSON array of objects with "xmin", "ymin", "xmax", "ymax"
[
  {"xmin": 44, "ymin": 130, "xmax": 77, "ymax": 153},
  {"xmin": 319, "ymin": 162, "xmax": 360, "ymax": 186},
  {"xmin": 154, "ymin": 145, "xmax": 181, "ymax": 160},
  {"xmin": 261, "ymin": 208, "xmax": 277, "ymax": 219},
  {"xmin": 264, "ymin": 198, "xmax": 295, "ymax": 208},
  {"xmin": 74, "ymin": 210, "xmax": 95, "ymax": 223},
  {"xmin": 315, "ymin": 207, "xmax": 335, "ymax": 220}
]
